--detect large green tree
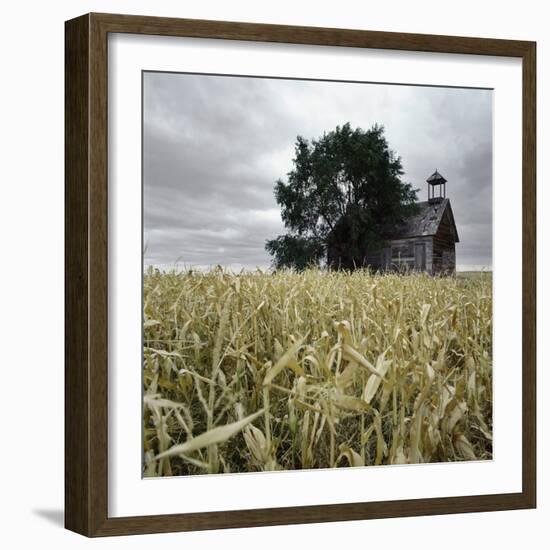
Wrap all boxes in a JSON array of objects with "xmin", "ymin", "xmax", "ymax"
[{"xmin": 266, "ymin": 123, "xmax": 418, "ymax": 270}]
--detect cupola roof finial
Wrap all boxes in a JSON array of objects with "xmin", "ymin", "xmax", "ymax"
[{"xmin": 426, "ymin": 169, "xmax": 447, "ymax": 185}]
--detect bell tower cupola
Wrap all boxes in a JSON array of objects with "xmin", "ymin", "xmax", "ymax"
[{"xmin": 427, "ymin": 169, "xmax": 447, "ymax": 204}]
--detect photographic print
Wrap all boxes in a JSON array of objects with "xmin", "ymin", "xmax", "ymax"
[{"xmin": 142, "ymin": 72, "xmax": 493, "ymax": 477}]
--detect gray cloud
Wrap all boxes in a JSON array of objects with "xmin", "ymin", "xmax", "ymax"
[{"xmin": 143, "ymin": 72, "xmax": 492, "ymax": 271}]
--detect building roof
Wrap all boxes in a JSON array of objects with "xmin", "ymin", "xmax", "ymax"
[{"xmin": 389, "ymin": 198, "xmax": 459, "ymax": 242}]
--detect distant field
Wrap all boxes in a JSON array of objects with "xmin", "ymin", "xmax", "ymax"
[
  {"xmin": 143, "ymin": 268, "xmax": 493, "ymax": 476},
  {"xmin": 456, "ymin": 270, "xmax": 493, "ymax": 280}
]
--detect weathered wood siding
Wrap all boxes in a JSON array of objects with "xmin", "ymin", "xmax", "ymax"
[
  {"xmin": 362, "ymin": 236, "xmax": 433, "ymax": 273},
  {"xmin": 431, "ymin": 210, "xmax": 456, "ymax": 274},
  {"xmin": 336, "ymin": 231, "xmax": 453, "ymax": 275},
  {"xmin": 389, "ymin": 238, "xmax": 417, "ymax": 271}
]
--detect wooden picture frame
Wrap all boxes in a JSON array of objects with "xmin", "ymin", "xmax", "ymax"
[{"xmin": 65, "ymin": 12, "xmax": 536, "ymax": 537}]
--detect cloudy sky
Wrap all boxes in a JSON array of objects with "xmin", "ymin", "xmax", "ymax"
[{"xmin": 143, "ymin": 72, "xmax": 492, "ymax": 271}]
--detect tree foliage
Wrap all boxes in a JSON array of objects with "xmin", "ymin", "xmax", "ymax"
[{"xmin": 266, "ymin": 123, "xmax": 418, "ymax": 270}]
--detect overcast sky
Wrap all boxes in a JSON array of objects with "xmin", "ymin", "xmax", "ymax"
[{"xmin": 143, "ymin": 72, "xmax": 492, "ymax": 272}]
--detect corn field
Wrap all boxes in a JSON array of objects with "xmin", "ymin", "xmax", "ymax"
[{"xmin": 143, "ymin": 268, "xmax": 492, "ymax": 476}]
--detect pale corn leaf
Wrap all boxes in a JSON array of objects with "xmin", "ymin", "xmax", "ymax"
[
  {"xmin": 143, "ymin": 450, "xmax": 157, "ymax": 477},
  {"xmin": 342, "ymin": 345, "xmax": 384, "ymax": 378},
  {"xmin": 392, "ymin": 446, "xmax": 408, "ymax": 465},
  {"xmin": 447, "ymin": 401, "xmax": 468, "ymax": 434},
  {"xmin": 336, "ymin": 363, "xmax": 359, "ymax": 390},
  {"xmin": 420, "ymin": 303, "xmax": 431, "ymax": 327},
  {"xmin": 144, "ymin": 394, "xmax": 186, "ymax": 410},
  {"xmin": 244, "ymin": 425, "xmax": 268, "ymax": 462},
  {"xmin": 363, "ymin": 353, "xmax": 391, "ymax": 404},
  {"xmin": 454, "ymin": 434, "xmax": 477, "ymax": 460},
  {"xmin": 155, "ymin": 409, "xmax": 264, "ymax": 460},
  {"xmin": 338, "ymin": 444, "xmax": 365, "ymax": 467},
  {"xmin": 333, "ymin": 394, "xmax": 371, "ymax": 413},
  {"xmin": 263, "ymin": 337, "xmax": 305, "ymax": 386}
]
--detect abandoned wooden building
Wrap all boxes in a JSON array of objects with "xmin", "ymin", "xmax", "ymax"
[{"xmin": 327, "ymin": 170, "xmax": 459, "ymax": 274}]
